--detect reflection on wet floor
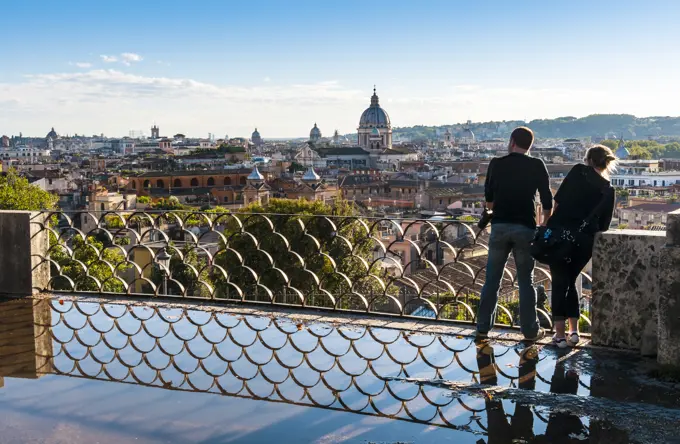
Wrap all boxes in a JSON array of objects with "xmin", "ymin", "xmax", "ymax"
[{"xmin": 1, "ymin": 297, "xmax": 679, "ymax": 444}]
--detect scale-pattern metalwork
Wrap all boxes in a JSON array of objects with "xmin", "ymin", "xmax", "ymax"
[
  {"xmin": 30, "ymin": 211, "xmax": 592, "ymax": 330},
  {"xmin": 14, "ymin": 297, "xmax": 599, "ymax": 440}
]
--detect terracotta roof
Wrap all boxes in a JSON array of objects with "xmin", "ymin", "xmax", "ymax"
[
  {"xmin": 626, "ymin": 203, "xmax": 680, "ymax": 213},
  {"xmin": 317, "ymin": 146, "xmax": 369, "ymax": 156},
  {"xmin": 138, "ymin": 168, "xmax": 253, "ymax": 178}
]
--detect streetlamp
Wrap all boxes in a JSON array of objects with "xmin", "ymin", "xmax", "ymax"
[{"xmin": 156, "ymin": 247, "xmax": 171, "ymax": 295}]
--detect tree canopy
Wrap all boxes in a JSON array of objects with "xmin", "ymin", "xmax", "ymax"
[{"xmin": 0, "ymin": 168, "xmax": 58, "ymax": 210}]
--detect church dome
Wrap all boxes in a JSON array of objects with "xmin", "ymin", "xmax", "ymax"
[
  {"xmin": 46, "ymin": 127, "xmax": 58, "ymax": 139},
  {"xmin": 302, "ymin": 166, "xmax": 320, "ymax": 182},
  {"xmin": 359, "ymin": 88, "xmax": 390, "ymax": 128},
  {"xmin": 458, "ymin": 127, "xmax": 475, "ymax": 142},
  {"xmin": 252, "ymin": 128, "xmax": 261, "ymax": 138},
  {"xmin": 247, "ymin": 165, "xmax": 265, "ymax": 181},
  {"xmin": 616, "ymin": 140, "xmax": 629, "ymax": 160},
  {"xmin": 310, "ymin": 123, "xmax": 322, "ymax": 139}
]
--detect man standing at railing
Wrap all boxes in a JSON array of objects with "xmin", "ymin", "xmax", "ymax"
[{"xmin": 475, "ymin": 127, "xmax": 553, "ymax": 342}]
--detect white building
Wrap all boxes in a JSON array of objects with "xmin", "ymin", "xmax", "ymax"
[
  {"xmin": 0, "ymin": 147, "xmax": 52, "ymax": 163},
  {"xmin": 611, "ymin": 160, "xmax": 680, "ymax": 187}
]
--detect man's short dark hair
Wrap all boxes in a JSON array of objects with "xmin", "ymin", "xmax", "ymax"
[{"xmin": 510, "ymin": 127, "xmax": 534, "ymax": 150}]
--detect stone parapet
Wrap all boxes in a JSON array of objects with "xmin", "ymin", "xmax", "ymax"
[
  {"xmin": 658, "ymin": 209, "xmax": 680, "ymax": 366},
  {"xmin": 0, "ymin": 211, "xmax": 49, "ymax": 295},
  {"xmin": 591, "ymin": 229, "xmax": 667, "ymax": 353}
]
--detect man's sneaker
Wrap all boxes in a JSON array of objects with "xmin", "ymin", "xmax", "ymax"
[
  {"xmin": 551, "ymin": 335, "xmax": 569, "ymax": 349},
  {"xmin": 474, "ymin": 331, "xmax": 489, "ymax": 343},
  {"xmin": 523, "ymin": 328, "xmax": 545, "ymax": 342},
  {"xmin": 568, "ymin": 332, "xmax": 580, "ymax": 346}
]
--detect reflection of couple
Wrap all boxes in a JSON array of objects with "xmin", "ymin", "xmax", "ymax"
[{"xmin": 476, "ymin": 344, "xmax": 588, "ymax": 444}]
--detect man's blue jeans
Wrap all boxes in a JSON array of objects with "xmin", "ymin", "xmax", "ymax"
[{"xmin": 476, "ymin": 223, "xmax": 540, "ymax": 337}]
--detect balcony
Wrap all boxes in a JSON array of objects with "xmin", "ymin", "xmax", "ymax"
[{"xmin": 1, "ymin": 209, "xmax": 680, "ymax": 442}]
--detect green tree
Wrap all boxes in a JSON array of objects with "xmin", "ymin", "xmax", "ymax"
[
  {"xmin": 457, "ymin": 215, "xmax": 477, "ymax": 222},
  {"xmin": 50, "ymin": 235, "xmax": 131, "ymax": 292},
  {"xmin": 628, "ymin": 145, "xmax": 652, "ymax": 160},
  {"xmin": 600, "ymin": 139, "xmax": 619, "ymax": 151},
  {"xmin": 138, "ymin": 195, "xmax": 151, "ymax": 204},
  {"xmin": 151, "ymin": 196, "xmax": 184, "ymax": 210},
  {"xmin": 288, "ymin": 162, "xmax": 306, "ymax": 173},
  {"xmin": 615, "ymin": 187, "xmax": 629, "ymax": 200},
  {"xmin": 212, "ymin": 198, "xmax": 383, "ymax": 308},
  {"xmin": 664, "ymin": 142, "xmax": 680, "ymax": 158},
  {"xmin": 0, "ymin": 168, "xmax": 58, "ymax": 210}
]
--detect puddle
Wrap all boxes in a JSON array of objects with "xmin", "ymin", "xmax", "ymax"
[{"xmin": 1, "ymin": 297, "xmax": 679, "ymax": 443}]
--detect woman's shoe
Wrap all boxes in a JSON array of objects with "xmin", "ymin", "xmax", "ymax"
[
  {"xmin": 551, "ymin": 335, "xmax": 568, "ymax": 349},
  {"xmin": 568, "ymin": 332, "xmax": 580, "ymax": 346}
]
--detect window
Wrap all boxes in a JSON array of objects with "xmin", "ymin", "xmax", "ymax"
[
  {"xmin": 224, "ymin": 177, "xmax": 232, "ymax": 185},
  {"xmin": 143, "ymin": 180, "xmax": 151, "ymax": 188},
  {"xmin": 439, "ymin": 199, "xmax": 443, "ymax": 205},
  {"xmin": 48, "ymin": 179, "xmax": 53, "ymax": 185},
  {"xmin": 207, "ymin": 177, "xmax": 215, "ymax": 186},
  {"xmin": 223, "ymin": 196, "xmax": 229, "ymax": 203},
  {"xmin": 173, "ymin": 179, "xmax": 182, "ymax": 188},
  {"xmin": 240, "ymin": 176, "xmax": 246, "ymax": 185},
  {"xmin": 132, "ymin": 181, "xmax": 136, "ymax": 189},
  {"xmin": 156, "ymin": 179, "xmax": 164, "ymax": 188},
  {"xmin": 190, "ymin": 178, "xmax": 199, "ymax": 186}
]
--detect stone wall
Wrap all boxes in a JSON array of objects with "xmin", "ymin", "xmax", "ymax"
[
  {"xmin": 0, "ymin": 211, "xmax": 49, "ymax": 295},
  {"xmin": 591, "ymin": 229, "xmax": 667, "ymax": 353},
  {"xmin": 658, "ymin": 210, "xmax": 680, "ymax": 366}
]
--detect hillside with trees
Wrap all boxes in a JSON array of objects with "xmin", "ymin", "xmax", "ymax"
[{"xmin": 387, "ymin": 115, "xmax": 680, "ymax": 141}]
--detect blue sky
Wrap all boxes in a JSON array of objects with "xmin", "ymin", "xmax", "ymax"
[{"xmin": 2, "ymin": 0, "xmax": 679, "ymax": 138}]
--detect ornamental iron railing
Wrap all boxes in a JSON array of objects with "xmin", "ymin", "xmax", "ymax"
[{"xmin": 29, "ymin": 211, "xmax": 593, "ymax": 331}]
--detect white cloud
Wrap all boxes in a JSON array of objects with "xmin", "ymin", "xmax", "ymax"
[
  {"xmin": 69, "ymin": 62, "xmax": 92, "ymax": 68},
  {"xmin": 264, "ymin": 77, "xmax": 271, "ymax": 82},
  {"xmin": 100, "ymin": 55, "xmax": 118, "ymax": 63},
  {"xmin": 120, "ymin": 52, "xmax": 143, "ymax": 66},
  {"xmin": 1, "ymin": 68, "xmax": 678, "ymax": 138}
]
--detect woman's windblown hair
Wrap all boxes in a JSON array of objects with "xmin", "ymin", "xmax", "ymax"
[{"xmin": 585, "ymin": 145, "xmax": 618, "ymax": 178}]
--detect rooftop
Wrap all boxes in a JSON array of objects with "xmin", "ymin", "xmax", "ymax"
[
  {"xmin": 137, "ymin": 168, "xmax": 254, "ymax": 178},
  {"xmin": 626, "ymin": 202, "xmax": 680, "ymax": 212}
]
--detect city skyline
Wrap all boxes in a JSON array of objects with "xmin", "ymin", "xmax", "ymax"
[{"xmin": 2, "ymin": 0, "xmax": 680, "ymax": 138}]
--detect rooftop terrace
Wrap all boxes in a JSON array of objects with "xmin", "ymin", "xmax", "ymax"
[{"xmin": 1, "ymin": 209, "xmax": 680, "ymax": 443}]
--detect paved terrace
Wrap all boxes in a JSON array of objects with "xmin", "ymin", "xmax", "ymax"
[
  {"xmin": 0, "ymin": 209, "xmax": 679, "ymax": 443},
  {"xmin": 1, "ymin": 295, "xmax": 680, "ymax": 443}
]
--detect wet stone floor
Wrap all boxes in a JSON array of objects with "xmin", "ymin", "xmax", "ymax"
[{"xmin": 1, "ymin": 296, "xmax": 679, "ymax": 444}]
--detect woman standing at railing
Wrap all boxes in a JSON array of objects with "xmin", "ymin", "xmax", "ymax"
[{"xmin": 547, "ymin": 145, "xmax": 617, "ymax": 348}]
